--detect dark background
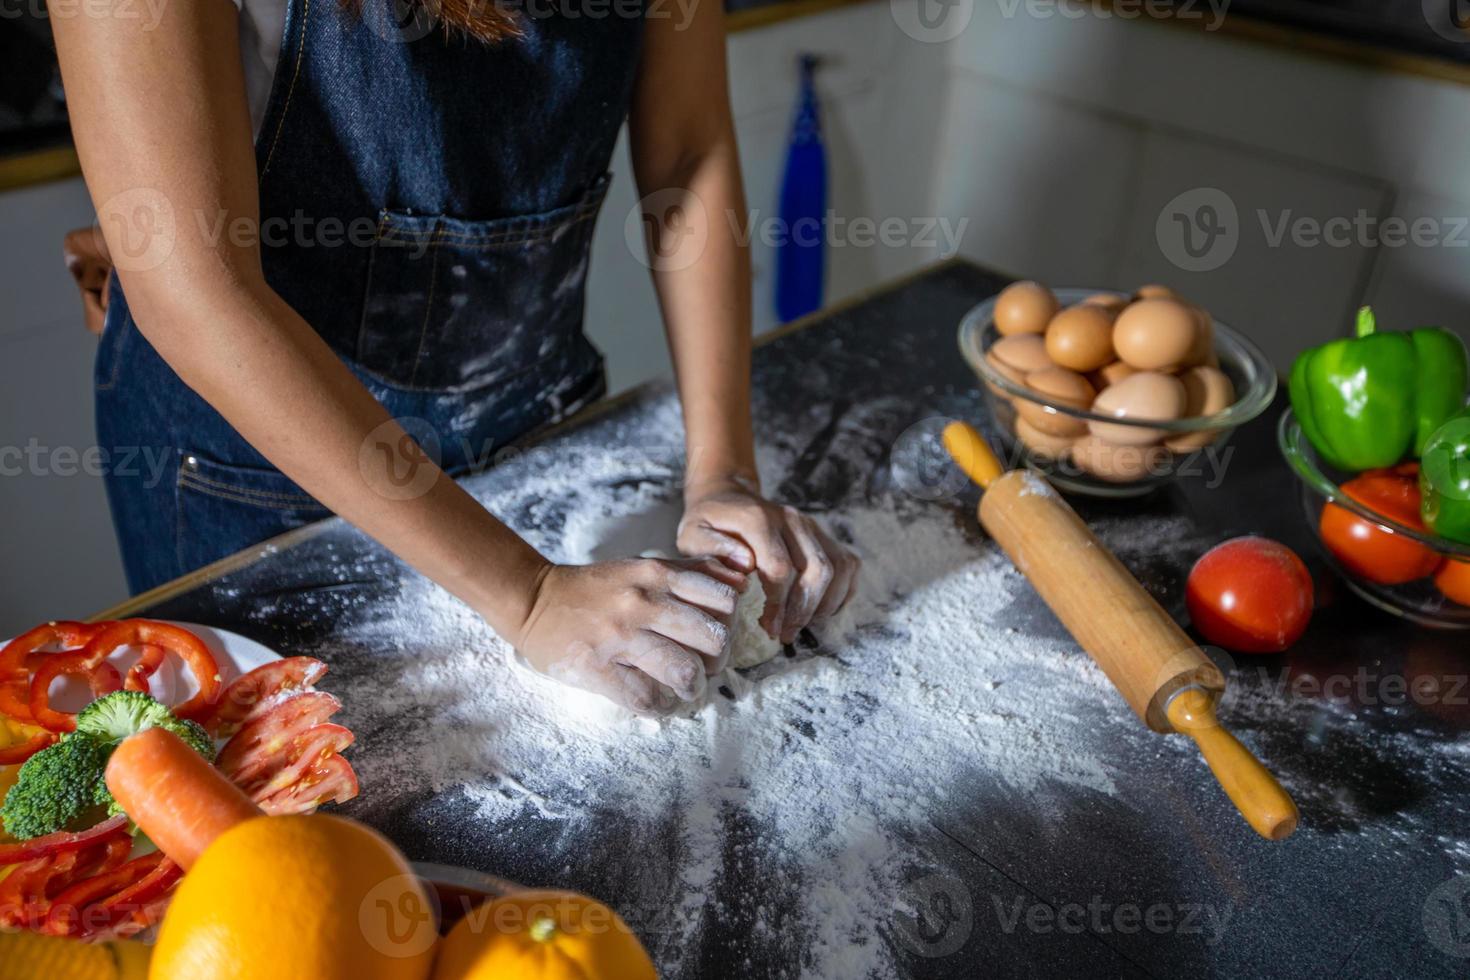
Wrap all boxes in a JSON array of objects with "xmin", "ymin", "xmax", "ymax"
[{"xmin": 5, "ymin": 0, "xmax": 1470, "ymax": 157}]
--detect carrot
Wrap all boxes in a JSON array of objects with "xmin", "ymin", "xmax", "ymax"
[{"xmin": 104, "ymin": 728, "xmax": 261, "ymax": 871}]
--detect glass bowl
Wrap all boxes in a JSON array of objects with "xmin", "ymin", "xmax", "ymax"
[
  {"xmin": 958, "ymin": 287, "xmax": 1278, "ymax": 497},
  {"xmin": 1278, "ymin": 409, "xmax": 1470, "ymax": 629}
]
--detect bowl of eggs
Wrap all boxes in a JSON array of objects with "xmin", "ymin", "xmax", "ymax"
[{"xmin": 958, "ymin": 282, "xmax": 1277, "ymax": 497}]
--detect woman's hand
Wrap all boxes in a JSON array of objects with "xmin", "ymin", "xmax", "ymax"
[
  {"xmin": 679, "ymin": 478, "xmax": 861, "ymax": 645},
  {"xmin": 512, "ymin": 557, "xmax": 747, "ymax": 715}
]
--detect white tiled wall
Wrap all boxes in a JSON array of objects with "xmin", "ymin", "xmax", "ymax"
[{"xmin": 933, "ymin": 6, "xmax": 1470, "ymax": 359}]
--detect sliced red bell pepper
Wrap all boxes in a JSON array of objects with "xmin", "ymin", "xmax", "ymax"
[
  {"xmin": 27, "ymin": 653, "xmax": 124, "ymax": 733},
  {"xmin": 76, "ymin": 855, "xmax": 182, "ymax": 939},
  {"xmin": 44, "ymin": 851, "xmax": 171, "ymax": 938},
  {"xmin": 0, "ymin": 730, "xmax": 58, "ymax": 765},
  {"xmin": 122, "ymin": 643, "xmax": 167, "ymax": 694},
  {"xmin": 0, "ymin": 621, "xmax": 106, "ymax": 723},
  {"xmin": 0, "ymin": 814, "xmax": 129, "ymax": 867},
  {"xmin": 81, "ymin": 620, "xmax": 222, "ymax": 721}
]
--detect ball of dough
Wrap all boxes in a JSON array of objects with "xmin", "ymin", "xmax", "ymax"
[{"xmin": 729, "ymin": 576, "xmax": 782, "ymax": 669}]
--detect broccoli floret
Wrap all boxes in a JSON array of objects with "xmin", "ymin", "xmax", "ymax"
[
  {"xmin": 9, "ymin": 692, "xmax": 220, "ymax": 827},
  {"xmin": 1, "ymin": 734, "xmax": 111, "ymax": 840},
  {"xmin": 76, "ymin": 691, "xmax": 216, "ymax": 761},
  {"xmin": 76, "ymin": 690, "xmax": 177, "ymax": 743}
]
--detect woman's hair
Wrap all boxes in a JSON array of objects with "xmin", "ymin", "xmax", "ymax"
[{"xmin": 346, "ymin": 0, "xmax": 522, "ymax": 44}]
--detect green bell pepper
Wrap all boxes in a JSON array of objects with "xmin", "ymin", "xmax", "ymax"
[
  {"xmin": 1289, "ymin": 307, "xmax": 1468, "ymax": 471},
  {"xmin": 1421, "ymin": 407, "xmax": 1470, "ymax": 544}
]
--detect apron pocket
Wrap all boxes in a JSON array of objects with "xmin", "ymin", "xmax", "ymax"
[
  {"xmin": 175, "ymin": 452, "xmax": 331, "ymax": 574},
  {"xmin": 355, "ymin": 176, "xmax": 610, "ymax": 392}
]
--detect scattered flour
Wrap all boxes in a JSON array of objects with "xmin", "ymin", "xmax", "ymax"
[{"xmin": 298, "ymin": 425, "xmax": 1131, "ymax": 980}]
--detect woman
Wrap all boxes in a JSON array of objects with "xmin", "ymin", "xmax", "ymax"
[{"xmin": 52, "ymin": 0, "xmax": 859, "ymax": 714}]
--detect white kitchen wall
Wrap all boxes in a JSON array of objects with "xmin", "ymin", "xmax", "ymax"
[
  {"xmin": 5, "ymin": 3, "xmax": 1470, "ymax": 629},
  {"xmin": 931, "ymin": 5, "xmax": 1470, "ymax": 365}
]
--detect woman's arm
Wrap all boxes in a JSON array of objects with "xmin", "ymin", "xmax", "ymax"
[
  {"xmin": 52, "ymin": 0, "xmax": 738, "ymax": 713},
  {"xmin": 52, "ymin": 0, "xmax": 546, "ymax": 635},
  {"xmin": 630, "ymin": 5, "xmax": 859, "ymax": 643}
]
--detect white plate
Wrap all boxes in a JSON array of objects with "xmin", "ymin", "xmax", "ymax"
[{"xmin": 6, "ymin": 622, "xmax": 282, "ymax": 712}]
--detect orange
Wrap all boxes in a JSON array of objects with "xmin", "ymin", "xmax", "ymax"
[
  {"xmin": 149, "ymin": 815, "xmax": 437, "ymax": 980},
  {"xmin": 0, "ymin": 929, "xmax": 150, "ymax": 979},
  {"xmin": 430, "ymin": 889, "xmax": 656, "ymax": 980}
]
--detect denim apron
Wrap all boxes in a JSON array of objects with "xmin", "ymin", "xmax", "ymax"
[{"xmin": 96, "ymin": 0, "xmax": 645, "ymax": 593}]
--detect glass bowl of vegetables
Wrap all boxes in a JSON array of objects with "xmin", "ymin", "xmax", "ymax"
[
  {"xmin": 959, "ymin": 286, "xmax": 1277, "ymax": 498},
  {"xmin": 1279, "ymin": 409, "xmax": 1470, "ymax": 629}
]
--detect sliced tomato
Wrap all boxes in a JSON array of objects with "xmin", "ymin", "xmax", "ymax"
[
  {"xmin": 258, "ymin": 752, "xmax": 360, "ymax": 816},
  {"xmin": 232, "ymin": 723, "xmax": 354, "ymax": 797},
  {"xmin": 81, "ymin": 620, "xmax": 222, "ymax": 721},
  {"xmin": 0, "ymin": 622, "xmax": 106, "ymax": 723},
  {"xmin": 216, "ymin": 691, "xmax": 341, "ymax": 781},
  {"xmin": 0, "ymin": 730, "xmax": 57, "ymax": 765},
  {"xmin": 27, "ymin": 653, "xmax": 124, "ymax": 733},
  {"xmin": 206, "ymin": 657, "xmax": 329, "ymax": 738},
  {"xmin": 0, "ymin": 814, "xmax": 129, "ymax": 867}
]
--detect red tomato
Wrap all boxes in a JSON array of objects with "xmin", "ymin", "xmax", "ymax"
[
  {"xmin": 257, "ymin": 753, "xmax": 360, "ymax": 816},
  {"xmin": 205, "ymin": 656, "xmax": 329, "ymax": 738},
  {"xmin": 1319, "ymin": 470, "xmax": 1442, "ymax": 585},
  {"xmin": 215, "ymin": 691, "xmax": 341, "ymax": 782},
  {"xmin": 1435, "ymin": 559, "xmax": 1470, "ymax": 607},
  {"xmin": 233, "ymin": 722, "xmax": 355, "ymax": 798},
  {"xmin": 1186, "ymin": 536, "xmax": 1314, "ymax": 653}
]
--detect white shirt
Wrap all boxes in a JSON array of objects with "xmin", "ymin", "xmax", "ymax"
[{"xmin": 230, "ymin": 0, "xmax": 287, "ymax": 137}]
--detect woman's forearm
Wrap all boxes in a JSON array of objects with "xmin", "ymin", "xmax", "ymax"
[
  {"xmin": 629, "ymin": 0, "xmax": 756, "ymax": 496},
  {"xmin": 127, "ymin": 277, "xmax": 550, "ymax": 639},
  {"xmin": 641, "ymin": 140, "xmax": 759, "ymax": 494}
]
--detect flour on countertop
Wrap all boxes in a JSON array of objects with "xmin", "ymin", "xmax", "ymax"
[
  {"xmin": 263, "ymin": 410, "xmax": 1133, "ymax": 978},
  {"xmin": 222, "ymin": 393, "xmax": 1470, "ymax": 979}
]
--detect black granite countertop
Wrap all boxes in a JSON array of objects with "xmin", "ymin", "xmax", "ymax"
[{"xmin": 108, "ymin": 261, "xmax": 1470, "ymax": 979}]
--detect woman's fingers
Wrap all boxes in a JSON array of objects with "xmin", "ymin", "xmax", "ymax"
[
  {"xmin": 666, "ymin": 559, "xmax": 744, "ymax": 613},
  {"xmin": 620, "ymin": 632, "xmax": 709, "ymax": 702},
  {"xmin": 677, "ymin": 522, "xmax": 755, "ymax": 572},
  {"xmin": 812, "ymin": 522, "xmax": 861, "ymax": 620},
  {"xmin": 647, "ymin": 594, "xmax": 730, "ymax": 661},
  {"xmin": 779, "ymin": 516, "xmax": 834, "ymax": 643},
  {"xmin": 612, "ymin": 666, "xmax": 677, "ymax": 717}
]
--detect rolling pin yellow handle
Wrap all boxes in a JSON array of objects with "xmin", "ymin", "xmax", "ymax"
[
  {"xmin": 943, "ymin": 420, "xmax": 1007, "ymax": 490},
  {"xmin": 1165, "ymin": 688, "xmax": 1299, "ymax": 841}
]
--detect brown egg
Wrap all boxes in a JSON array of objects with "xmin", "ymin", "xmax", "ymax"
[
  {"xmin": 1017, "ymin": 370, "xmax": 1099, "ymax": 437},
  {"xmin": 1088, "ymin": 371, "xmax": 1187, "ymax": 446},
  {"xmin": 1164, "ymin": 365, "xmax": 1236, "ymax": 452},
  {"xmin": 1016, "ymin": 417, "xmax": 1075, "ymax": 460},
  {"xmin": 993, "ymin": 281, "xmax": 1059, "ymax": 336},
  {"xmin": 1017, "ymin": 368, "xmax": 1095, "ymax": 437},
  {"xmin": 1044, "ymin": 305, "xmax": 1115, "ymax": 373},
  {"xmin": 1080, "ymin": 292, "xmax": 1128, "ymax": 313},
  {"xmin": 1112, "ymin": 299, "xmax": 1198, "ymax": 372},
  {"xmin": 1072, "ymin": 435, "xmax": 1169, "ymax": 483},
  {"xmin": 990, "ymin": 334, "xmax": 1054, "ymax": 376},
  {"xmin": 1181, "ymin": 305, "xmax": 1216, "ymax": 367},
  {"xmin": 1134, "ymin": 284, "xmax": 1177, "ymax": 301},
  {"xmin": 1088, "ymin": 361, "xmax": 1137, "ymax": 390}
]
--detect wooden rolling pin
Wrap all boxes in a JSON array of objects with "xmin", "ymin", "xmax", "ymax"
[{"xmin": 943, "ymin": 420, "xmax": 1298, "ymax": 841}]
